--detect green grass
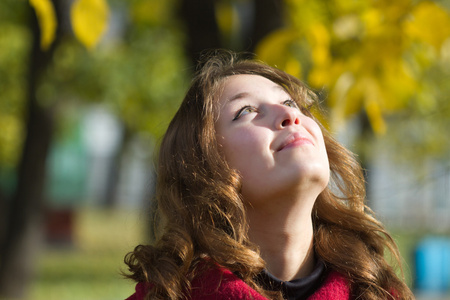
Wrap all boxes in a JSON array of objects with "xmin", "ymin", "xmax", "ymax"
[{"xmin": 29, "ymin": 208, "xmax": 147, "ymax": 300}]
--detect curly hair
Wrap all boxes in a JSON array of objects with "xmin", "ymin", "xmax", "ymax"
[{"xmin": 124, "ymin": 50, "xmax": 414, "ymax": 300}]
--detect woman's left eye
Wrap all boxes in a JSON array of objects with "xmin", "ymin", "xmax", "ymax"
[{"xmin": 283, "ymin": 99, "xmax": 299, "ymax": 109}]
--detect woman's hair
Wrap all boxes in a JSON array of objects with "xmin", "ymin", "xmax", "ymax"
[{"xmin": 124, "ymin": 50, "xmax": 414, "ymax": 300}]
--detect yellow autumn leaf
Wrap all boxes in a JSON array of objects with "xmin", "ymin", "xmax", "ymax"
[
  {"xmin": 309, "ymin": 59, "xmax": 345, "ymax": 88},
  {"xmin": 375, "ymin": 0, "xmax": 411, "ymax": 22},
  {"xmin": 255, "ymin": 28, "xmax": 299, "ymax": 68},
  {"xmin": 361, "ymin": 8, "xmax": 382, "ymax": 36},
  {"xmin": 365, "ymin": 98, "xmax": 386, "ymax": 135},
  {"xmin": 71, "ymin": 0, "xmax": 109, "ymax": 50},
  {"xmin": 215, "ymin": 0, "xmax": 237, "ymax": 38},
  {"xmin": 308, "ymin": 23, "xmax": 331, "ymax": 67},
  {"xmin": 29, "ymin": 0, "xmax": 57, "ymax": 51},
  {"xmin": 308, "ymin": 23, "xmax": 329, "ymax": 46},
  {"xmin": 380, "ymin": 60, "xmax": 417, "ymax": 112},
  {"xmin": 308, "ymin": 68, "xmax": 327, "ymax": 87},
  {"xmin": 284, "ymin": 56, "xmax": 302, "ymax": 79},
  {"xmin": 341, "ymin": 75, "xmax": 364, "ymax": 117},
  {"xmin": 358, "ymin": 77, "xmax": 386, "ymax": 135},
  {"xmin": 404, "ymin": 1, "xmax": 450, "ymax": 51}
]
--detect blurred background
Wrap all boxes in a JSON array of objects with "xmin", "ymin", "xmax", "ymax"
[{"xmin": 0, "ymin": 0, "xmax": 449, "ymax": 299}]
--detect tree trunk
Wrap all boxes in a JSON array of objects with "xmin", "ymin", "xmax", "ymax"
[
  {"xmin": 179, "ymin": 0, "xmax": 222, "ymax": 66},
  {"xmin": 0, "ymin": 2, "xmax": 60, "ymax": 298},
  {"xmin": 248, "ymin": 0, "xmax": 284, "ymax": 52},
  {"xmin": 179, "ymin": 0, "xmax": 284, "ymax": 66}
]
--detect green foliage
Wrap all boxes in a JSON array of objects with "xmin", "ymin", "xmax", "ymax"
[
  {"xmin": 0, "ymin": 0, "xmax": 188, "ymax": 174},
  {"xmin": 375, "ymin": 60, "xmax": 450, "ymax": 163},
  {"xmin": 0, "ymin": 4, "xmax": 30, "ymax": 168},
  {"xmin": 29, "ymin": 209, "xmax": 145, "ymax": 300},
  {"xmin": 129, "ymin": 0, "xmax": 180, "ymax": 27},
  {"xmin": 0, "ymin": 0, "xmax": 29, "ymax": 24},
  {"xmin": 3, "ymin": 0, "xmax": 448, "ymax": 173},
  {"xmin": 37, "ymin": 0, "xmax": 189, "ymax": 137},
  {"xmin": 97, "ymin": 25, "xmax": 189, "ymax": 137}
]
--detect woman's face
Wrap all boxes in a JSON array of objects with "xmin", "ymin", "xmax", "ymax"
[{"xmin": 215, "ymin": 74, "xmax": 330, "ymax": 207}]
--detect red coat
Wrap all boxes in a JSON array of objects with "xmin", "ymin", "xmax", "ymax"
[{"xmin": 125, "ymin": 264, "xmax": 351, "ymax": 300}]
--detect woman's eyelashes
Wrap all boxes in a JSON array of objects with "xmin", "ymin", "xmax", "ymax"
[
  {"xmin": 232, "ymin": 99, "xmax": 301, "ymax": 121},
  {"xmin": 283, "ymin": 99, "xmax": 300, "ymax": 109},
  {"xmin": 283, "ymin": 99, "xmax": 311, "ymax": 114},
  {"xmin": 233, "ymin": 105, "xmax": 256, "ymax": 121}
]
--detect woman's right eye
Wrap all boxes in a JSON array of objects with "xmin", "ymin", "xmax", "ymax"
[{"xmin": 233, "ymin": 105, "xmax": 256, "ymax": 121}]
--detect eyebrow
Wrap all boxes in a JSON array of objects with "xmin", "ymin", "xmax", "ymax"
[
  {"xmin": 227, "ymin": 85, "xmax": 286, "ymax": 102},
  {"xmin": 228, "ymin": 92, "xmax": 250, "ymax": 102}
]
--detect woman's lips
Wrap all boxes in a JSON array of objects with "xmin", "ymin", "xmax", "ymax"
[{"xmin": 277, "ymin": 132, "xmax": 313, "ymax": 151}]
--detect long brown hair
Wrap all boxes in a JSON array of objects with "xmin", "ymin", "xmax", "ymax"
[{"xmin": 124, "ymin": 50, "xmax": 414, "ymax": 300}]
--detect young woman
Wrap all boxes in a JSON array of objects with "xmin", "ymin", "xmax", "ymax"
[{"xmin": 124, "ymin": 51, "xmax": 414, "ymax": 300}]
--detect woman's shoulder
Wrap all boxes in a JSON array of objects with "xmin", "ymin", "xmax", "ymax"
[
  {"xmin": 125, "ymin": 263, "xmax": 269, "ymax": 300},
  {"xmin": 307, "ymin": 270, "xmax": 351, "ymax": 300},
  {"xmin": 125, "ymin": 264, "xmax": 353, "ymax": 300},
  {"xmin": 126, "ymin": 281, "xmax": 148, "ymax": 300},
  {"xmin": 189, "ymin": 263, "xmax": 269, "ymax": 299}
]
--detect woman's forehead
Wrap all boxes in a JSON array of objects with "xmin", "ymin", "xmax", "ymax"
[{"xmin": 218, "ymin": 74, "xmax": 288, "ymax": 102}]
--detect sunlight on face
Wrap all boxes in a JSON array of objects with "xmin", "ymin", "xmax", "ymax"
[{"xmin": 215, "ymin": 75, "xmax": 330, "ymax": 207}]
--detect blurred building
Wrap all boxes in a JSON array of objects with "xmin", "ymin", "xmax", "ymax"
[{"xmin": 369, "ymin": 142, "xmax": 450, "ymax": 232}]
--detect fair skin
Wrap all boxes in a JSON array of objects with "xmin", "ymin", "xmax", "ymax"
[{"xmin": 215, "ymin": 75, "xmax": 330, "ymax": 281}]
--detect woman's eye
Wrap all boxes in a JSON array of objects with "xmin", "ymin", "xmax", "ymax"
[
  {"xmin": 283, "ymin": 99, "xmax": 299, "ymax": 109},
  {"xmin": 233, "ymin": 105, "xmax": 256, "ymax": 120}
]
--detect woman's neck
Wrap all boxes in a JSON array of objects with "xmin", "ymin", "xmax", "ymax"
[{"xmin": 246, "ymin": 197, "xmax": 315, "ymax": 281}]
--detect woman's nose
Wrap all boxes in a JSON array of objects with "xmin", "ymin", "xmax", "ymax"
[{"xmin": 275, "ymin": 106, "xmax": 300, "ymax": 129}]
